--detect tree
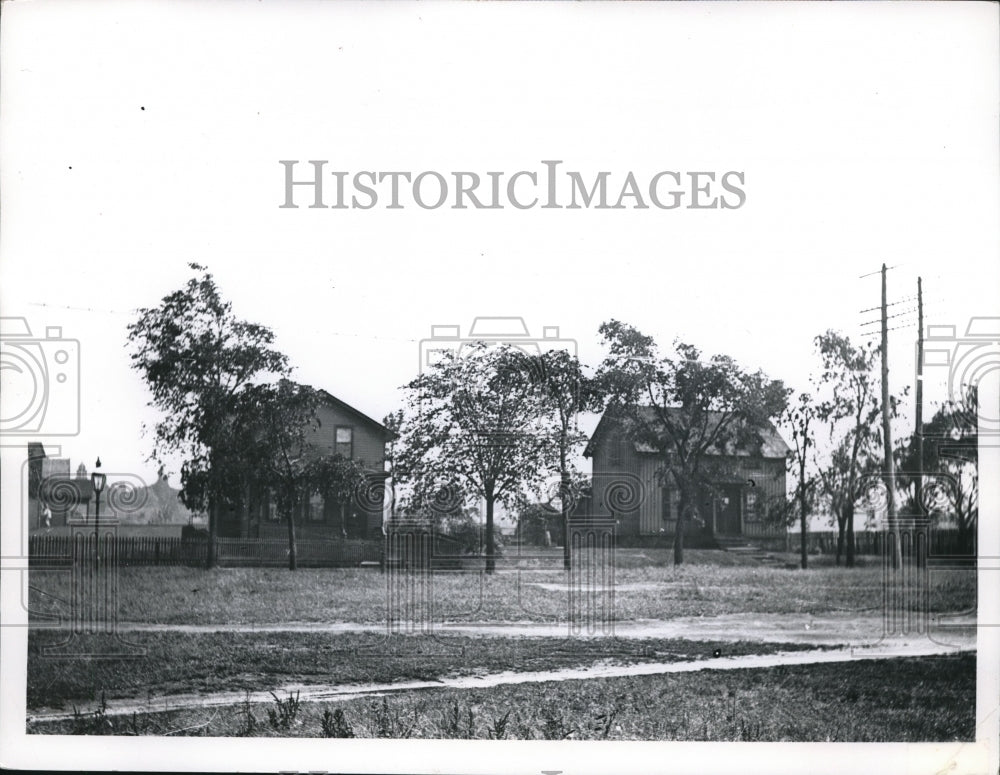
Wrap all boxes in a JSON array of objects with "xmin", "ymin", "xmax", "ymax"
[
  {"xmin": 596, "ymin": 320, "xmax": 788, "ymax": 565},
  {"xmin": 517, "ymin": 501, "xmax": 563, "ymax": 546},
  {"xmin": 812, "ymin": 331, "xmax": 903, "ymax": 568},
  {"xmin": 382, "ymin": 410, "xmax": 404, "ymax": 521},
  {"xmin": 127, "ymin": 264, "xmax": 289, "ymax": 567},
  {"xmin": 235, "ymin": 380, "xmax": 367, "ymax": 570},
  {"xmin": 897, "ymin": 386, "xmax": 978, "ymax": 553},
  {"xmin": 783, "ymin": 392, "xmax": 819, "ymax": 569},
  {"xmin": 532, "ymin": 349, "xmax": 601, "ymax": 570},
  {"xmin": 400, "ymin": 342, "xmax": 556, "ymax": 573}
]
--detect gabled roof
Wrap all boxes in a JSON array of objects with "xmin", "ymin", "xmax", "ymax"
[
  {"xmin": 315, "ymin": 389, "xmax": 391, "ymax": 440},
  {"xmin": 585, "ymin": 406, "xmax": 790, "ymax": 459}
]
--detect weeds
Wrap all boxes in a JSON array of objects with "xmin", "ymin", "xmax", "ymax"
[
  {"xmin": 126, "ymin": 710, "xmax": 158, "ymax": 736},
  {"xmin": 438, "ymin": 699, "xmax": 475, "ymax": 739},
  {"xmin": 64, "ymin": 692, "xmax": 206, "ymax": 736},
  {"xmin": 591, "ymin": 707, "xmax": 619, "ymax": 739},
  {"xmin": 28, "ymin": 654, "xmax": 974, "ymax": 742},
  {"xmin": 486, "ymin": 709, "xmax": 512, "ymax": 740},
  {"xmin": 540, "ymin": 704, "xmax": 576, "ymax": 740},
  {"xmin": 320, "ymin": 708, "xmax": 355, "ymax": 738},
  {"xmin": 235, "ymin": 691, "xmax": 259, "ymax": 737},
  {"xmin": 738, "ymin": 718, "xmax": 764, "ymax": 741},
  {"xmin": 370, "ymin": 696, "xmax": 417, "ymax": 738},
  {"xmin": 70, "ymin": 693, "xmax": 112, "ymax": 735},
  {"xmin": 267, "ymin": 690, "xmax": 301, "ymax": 731}
]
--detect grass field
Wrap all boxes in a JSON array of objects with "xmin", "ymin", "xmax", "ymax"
[
  {"xmin": 26, "ymin": 549, "xmax": 976, "ymax": 627},
  {"xmin": 26, "ymin": 631, "xmax": 826, "ymax": 710},
  {"xmin": 25, "ymin": 549, "xmax": 978, "ymax": 741},
  {"xmin": 30, "ymin": 654, "xmax": 975, "ymax": 741}
]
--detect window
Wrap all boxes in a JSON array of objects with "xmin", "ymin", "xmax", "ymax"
[
  {"xmin": 335, "ymin": 426, "xmax": 354, "ymax": 458},
  {"xmin": 661, "ymin": 487, "xmax": 673, "ymax": 521}
]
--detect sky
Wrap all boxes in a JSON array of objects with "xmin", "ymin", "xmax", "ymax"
[{"xmin": 1, "ymin": 2, "xmax": 997, "ymax": 495}]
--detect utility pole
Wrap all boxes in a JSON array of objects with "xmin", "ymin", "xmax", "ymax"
[
  {"xmin": 881, "ymin": 264, "xmax": 903, "ymax": 570},
  {"xmin": 915, "ymin": 277, "xmax": 924, "ymax": 518}
]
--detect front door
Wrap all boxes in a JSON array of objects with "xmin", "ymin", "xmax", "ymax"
[{"xmin": 715, "ymin": 485, "xmax": 742, "ymax": 535}]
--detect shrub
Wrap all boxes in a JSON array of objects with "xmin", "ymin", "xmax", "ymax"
[
  {"xmin": 235, "ymin": 691, "xmax": 259, "ymax": 737},
  {"xmin": 320, "ymin": 708, "xmax": 355, "ymax": 738},
  {"xmin": 369, "ymin": 696, "xmax": 417, "ymax": 738},
  {"xmin": 267, "ymin": 690, "xmax": 301, "ymax": 731},
  {"xmin": 487, "ymin": 709, "xmax": 512, "ymax": 740}
]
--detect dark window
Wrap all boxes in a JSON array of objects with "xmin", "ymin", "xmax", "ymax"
[
  {"xmin": 335, "ymin": 426, "xmax": 354, "ymax": 458},
  {"xmin": 745, "ymin": 489, "xmax": 758, "ymax": 522},
  {"xmin": 661, "ymin": 487, "xmax": 673, "ymax": 521}
]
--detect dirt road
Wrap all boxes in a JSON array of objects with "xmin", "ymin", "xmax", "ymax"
[{"xmin": 30, "ymin": 610, "xmax": 976, "ymax": 648}]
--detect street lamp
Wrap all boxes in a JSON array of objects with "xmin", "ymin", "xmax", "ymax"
[{"xmin": 91, "ymin": 457, "xmax": 106, "ymax": 567}]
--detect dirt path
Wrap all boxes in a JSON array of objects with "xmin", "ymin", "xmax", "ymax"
[
  {"xmin": 31, "ymin": 611, "xmax": 977, "ymax": 648},
  {"xmin": 27, "ymin": 639, "xmax": 973, "ymax": 725}
]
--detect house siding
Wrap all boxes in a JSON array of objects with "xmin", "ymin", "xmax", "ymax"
[
  {"xmin": 304, "ymin": 402, "xmax": 386, "ymax": 472},
  {"xmin": 590, "ymin": 437, "xmax": 646, "ymax": 538},
  {"xmin": 587, "ymin": 416, "xmax": 788, "ymax": 543},
  {"xmin": 221, "ymin": 392, "xmax": 388, "ymax": 540}
]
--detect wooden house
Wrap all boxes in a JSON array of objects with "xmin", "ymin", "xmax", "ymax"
[
  {"xmin": 220, "ymin": 389, "xmax": 391, "ymax": 541},
  {"xmin": 583, "ymin": 407, "xmax": 790, "ymax": 549}
]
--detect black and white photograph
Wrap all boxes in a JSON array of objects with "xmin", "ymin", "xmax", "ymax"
[{"xmin": 1, "ymin": 2, "xmax": 997, "ymax": 773}]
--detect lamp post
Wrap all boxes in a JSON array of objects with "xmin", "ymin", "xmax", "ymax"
[{"xmin": 91, "ymin": 457, "xmax": 106, "ymax": 569}]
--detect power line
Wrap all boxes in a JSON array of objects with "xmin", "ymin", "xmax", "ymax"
[
  {"xmin": 857, "ymin": 294, "xmax": 941, "ymax": 314},
  {"xmin": 860, "ymin": 316, "xmax": 936, "ymax": 338},
  {"xmin": 859, "ymin": 264, "xmax": 902, "ymax": 279},
  {"xmin": 27, "ymin": 301, "xmax": 139, "ymax": 315},
  {"xmin": 862, "ymin": 324, "xmax": 918, "ymax": 338},
  {"xmin": 859, "ymin": 295, "xmax": 919, "ymax": 314},
  {"xmin": 860, "ymin": 305, "xmax": 925, "ymax": 327}
]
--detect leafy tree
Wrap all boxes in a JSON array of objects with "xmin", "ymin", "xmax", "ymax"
[
  {"xmin": 235, "ymin": 380, "xmax": 367, "ymax": 570},
  {"xmin": 399, "ymin": 342, "xmax": 557, "ymax": 573},
  {"xmin": 517, "ymin": 501, "xmax": 564, "ymax": 546},
  {"xmin": 815, "ymin": 437, "xmax": 881, "ymax": 564},
  {"xmin": 783, "ymin": 391, "xmax": 819, "ymax": 569},
  {"xmin": 382, "ymin": 410, "xmax": 404, "ymax": 521},
  {"xmin": 596, "ymin": 320, "xmax": 788, "ymax": 565},
  {"xmin": 531, "ymin": 349, "xmax": 602, "ymax": 569},
  {"xmin": 896, "ymin": 386, "xmax": 978, "ymax": 553},
  {"xmin": 812, "ymin": 330, "xmax": 904, "ymax": 568},
  {"xmin": 127, "ymin": 264, "xmax": 289, "ymax": 567}
]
